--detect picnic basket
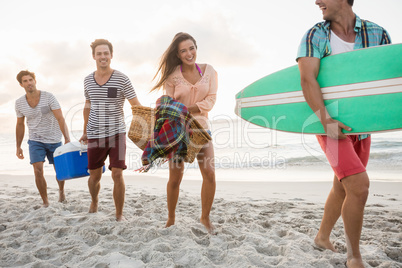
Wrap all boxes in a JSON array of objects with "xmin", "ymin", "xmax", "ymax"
[{"xmin": 128, "ymin": 106, "xmax": 212, "ymax": 163}]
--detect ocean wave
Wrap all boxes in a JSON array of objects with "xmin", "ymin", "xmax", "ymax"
[
  {"xmin": 370, "ymin": 141, "xmax": 402, "ymax": 149},
  {"xmin": 369, "ymin": 152, "xmax": 402, "ymax": 160}
]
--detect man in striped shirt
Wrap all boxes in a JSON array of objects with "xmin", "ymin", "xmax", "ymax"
[
  {"xmin": 296, "ymin": 1, "xmax": 391, "ymax": 267},
  {"xmin": 15, "ymin": 70, "xmax": 71, "ymax": 207},
  {"xmin": 80, "ymin": 39, "xmax": 141, "ymax": 222}
]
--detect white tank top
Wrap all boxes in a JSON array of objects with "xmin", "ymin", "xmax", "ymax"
[{"xmin": 330, "ymin": 30, "xmax": 355, "ymax": 55}]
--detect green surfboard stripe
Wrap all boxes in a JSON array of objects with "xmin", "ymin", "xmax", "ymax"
[
  {"xmin": 239, "ymin": 93, "xmax": 402, "ymax": 134},
  {"xmin": 236, "ymin": 44, "xmax": 402, "ymax": 99}
]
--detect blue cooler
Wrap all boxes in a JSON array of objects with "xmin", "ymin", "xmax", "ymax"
[{"xmin": 53, "ymin": 141, "xmax": 105, "ymax": 181}]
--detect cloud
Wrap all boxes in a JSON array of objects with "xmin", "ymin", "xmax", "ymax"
[
  {"xmin": 0, "ymin": 41, "xmax": 89, "ymax": 106},
  {"xmin": 149, "ymin": 15, "xmax": 259, "ymax": 67},
  {"xmin": 114, "ymin": 10, "xmax": 260, "ymax": 70},
  {"xmin": 0, "ymin": 4, "xmax": 261, "ymax": 128}
]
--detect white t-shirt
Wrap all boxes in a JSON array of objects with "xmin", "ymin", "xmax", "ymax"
[
  {"xmin": 330, "ymin": 30, "xmax": 355, "ymax": 55},
  {"xmin": 15, "ymin": 91, "xmax": 62, "ymax": 143}
]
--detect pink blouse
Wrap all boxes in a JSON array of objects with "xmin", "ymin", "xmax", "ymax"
[{"xmin": 164, "ymin": 64, "xmax": 218, "ymax": 129}]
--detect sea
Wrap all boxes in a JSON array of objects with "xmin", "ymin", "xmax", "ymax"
[{"xmin": 1, "ymin": 119, "xmax": 401, "ymax": 182}]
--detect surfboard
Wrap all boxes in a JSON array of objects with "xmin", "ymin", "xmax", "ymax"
[{"xmin": 235, "ymin": 43, "xmax": 402, "ymax": 134}]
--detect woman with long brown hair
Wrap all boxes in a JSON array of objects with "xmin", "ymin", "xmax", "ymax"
[{"xmin": 152, "ymin": 32, "xmax": 218, "ymax": 233}]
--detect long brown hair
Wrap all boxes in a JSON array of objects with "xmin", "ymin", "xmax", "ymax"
[{"xmin": 151, "ymin": 32, "xmax": 197, "ymax": 92}]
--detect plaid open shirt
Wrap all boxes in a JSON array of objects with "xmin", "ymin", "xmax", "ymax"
[
  {"xmin": 140, "ymin": 95, "xmax": 192, "ymax": 172},
  {"xmin": 297, "ymin": 14, "xmax": 391, "ymax": 60}
]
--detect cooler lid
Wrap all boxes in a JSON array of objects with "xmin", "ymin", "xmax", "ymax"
[{"xmin": 54, "ymin": 141, "xmax": 88, "ymax": 157}]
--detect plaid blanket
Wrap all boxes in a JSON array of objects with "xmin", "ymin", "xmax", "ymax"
[{"xmin": 139, "ymin": 95, "xmax": 192, "ymax": 172}]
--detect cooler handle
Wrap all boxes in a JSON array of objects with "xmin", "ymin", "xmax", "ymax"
[{"xmin": 80, "ymin": 141, "xmax": 86, "ymax": 156}]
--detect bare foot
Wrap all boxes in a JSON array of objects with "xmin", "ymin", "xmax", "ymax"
[
  {"xmin": 116, "ymin": 215, "xmax": 127, "ymax": 222},
  {"xmin": 42, "ymin": 197, "xmax": 49, "ymax": 208},
  {"xmin": 346, "ymin": 258, "xmax": 365, "ymax": 268},
  {"xmin": 89, "ymin": 202, "xmax": 98, "ymax": 213},
  {"xmin": 165, "ymin": 218, "xmax": 175, "ymax": 228},
  {"xmin": 58, "ymin": 190, "xmax": 66, "ymax": 203},
  {"xmin": 200, "ymin": 217, "xmax": 216, "ymax": 235},
  {"xmin": 314, "ymin": 236, "xmax": 337, "ymax": 252}
]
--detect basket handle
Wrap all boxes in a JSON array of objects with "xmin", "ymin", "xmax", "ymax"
[{"xmin": 189, "ymin": 115, "xmax": 212, "ymax": 141}]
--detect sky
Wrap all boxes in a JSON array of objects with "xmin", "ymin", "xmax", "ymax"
[{"xmin": 1, "ymin": 0, "xmax": 401, "ymax": 138}]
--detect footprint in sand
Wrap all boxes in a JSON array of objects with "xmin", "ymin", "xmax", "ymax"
[{"xmin": 191, "ymin": 226, "xmax": 207, "ymax": 238}]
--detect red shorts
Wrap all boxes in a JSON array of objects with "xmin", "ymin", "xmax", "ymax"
[
  {"xmin": 87, "ymin": 133, "xmax": 127, "ymax": 170},
  {"xmin": 316, "ymin": 135, "xmax": 371, "ymax": 181}
]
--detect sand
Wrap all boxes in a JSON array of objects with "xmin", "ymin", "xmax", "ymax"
[{"xmin": 0, "ymin": 171, "xmax": 401, "ymax": 268}]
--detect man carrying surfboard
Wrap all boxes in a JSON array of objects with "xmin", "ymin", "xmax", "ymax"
[{"xmin": 296, "ymin": 0, "xmax": 391, "ymax": 267}]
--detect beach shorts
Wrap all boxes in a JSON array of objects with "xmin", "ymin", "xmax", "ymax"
[
  {"xmin": 316, "ymin": 135, "xmax": 371, "ymax": 181},
  {"xmin": 87, "ymin": 133, "xmax": 127, "ymax": 170},
  {"xmin": 28, "ymin": 140, "xmax": 62, "ymax": 165}
]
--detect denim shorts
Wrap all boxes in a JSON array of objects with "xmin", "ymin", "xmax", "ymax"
[{"xmin": 28, "ymin": 140, "xmax": 62, "ymax": 165}]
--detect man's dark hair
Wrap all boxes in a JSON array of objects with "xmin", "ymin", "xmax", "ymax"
[{"xmin": 348, "ymin": 0, "xmax": 354, "ymax": 6}]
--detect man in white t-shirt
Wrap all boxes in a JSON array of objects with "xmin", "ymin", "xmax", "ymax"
[
  {"xmin": 296, "ymin": 0, "xmax": 391, "ymax": 267},
  {"xmin": 15, "ymin": 70, "xmax": 71, "ymax": 207}
]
